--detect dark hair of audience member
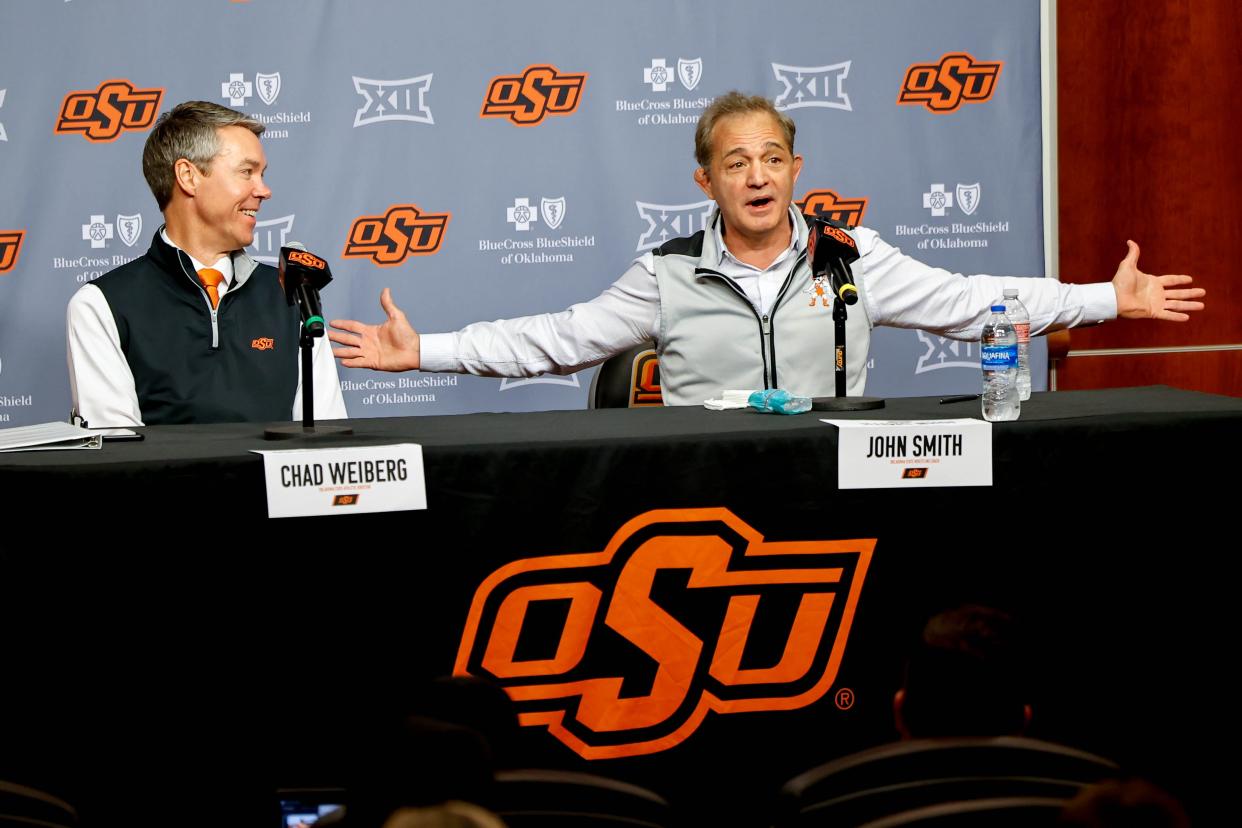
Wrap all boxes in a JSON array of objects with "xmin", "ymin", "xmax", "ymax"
[
  {"xmin": 380, "ymin": 800, "xmax": 508, "ymax": 828},
  {"xmin": 339, "ymin": 715, "xmax": 495, "ymax": 826},
  {"xmin": 895, "ymin": 604, "xmax": 1032, "ymax": 738},
  {"xmin": 1058, "ymin": 778, "xmax": 1190, "ymax": 828}
]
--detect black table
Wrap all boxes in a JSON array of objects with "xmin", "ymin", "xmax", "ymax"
[{"xmin": 3, "ymin": 386, "xmax": 1237, "ymax": 825}]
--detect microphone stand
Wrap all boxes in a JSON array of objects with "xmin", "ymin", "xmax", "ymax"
[
  {"xmin": 264, "ymin": 317, "xmax": 353, "ymax": 440},
  {"xmin": 811, "ymin": 294, "xmax": 885, "ymax": 412}
]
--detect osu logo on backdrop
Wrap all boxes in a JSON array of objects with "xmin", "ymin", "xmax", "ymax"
[
  {"xmin": 796, "ymin": 190, "xmax": 868, "ymax": 228},
  {"xmin": 55, "ymin": 79, "xmax": 164, "ymax": 142},
  {"xmin": 0, "ymin": 230, "xmax": 24, "ymax": 274},
  {"xmin": 898, "ymin": 53, "xmax": 1002, "ymax": 113},
  {"xmin": 480, "ymin": 64, "xmax": 587, "ymax": 126},
  {"xmin": 343, "ymin": 204, "xmax": 451, "ymax": 267},
  {"xmin": 456, "ymin": 508, "xmax": 874, "ymax": 759}
]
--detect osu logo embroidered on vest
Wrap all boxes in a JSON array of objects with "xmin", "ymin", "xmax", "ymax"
[
  {"xmin": 630, "ymin": 350, "xmax": 663, "ymax": 407},
  {"xmin": 456, "ymin": 508, "xmax": 874, "ymax": 759},
  {"xmin": 287, "ymin": 250, "xmax": 326, "ymax": 269},
  {"xmin": 251, "ymin": 337, "xmax": 275, "ymax": 351},
  {"xmin": 0, "ymin": 230, "xmax": 24, "ymax": 274},
  {"xmin": 55, "ymin": 79, "xmax": 164, "ymax": 142},
  {"xmin": 796, "ymin": 190, "xmax": 868, "ymax": 228},
  {"xmin": 480, "ymin": 65, "xmax": 587, "ymax": 126},
  {"xmin": 898, "ymin": 53, "xmax": 1002, "ymax": 113},
  {"xmin": 343, "ymin": 204, "xmax": 451, "ymax": 267}
]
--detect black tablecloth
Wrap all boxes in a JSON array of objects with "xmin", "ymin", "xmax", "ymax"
[{"xmin": 3, "ymin": 386, "xmax": 1238, "ymax": 824}]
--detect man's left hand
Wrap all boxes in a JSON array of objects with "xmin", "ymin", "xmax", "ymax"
[{"xmin": 1112, "ymin": 240, "xmax": 1205, "ymax": 321}]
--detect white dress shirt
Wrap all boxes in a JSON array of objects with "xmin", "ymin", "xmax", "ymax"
[
  {"xmin": 420, "ymin": 209, "xmax": 1116, "ymax": 381},
  {"xmin": 66, "ymin": 230, "xmax": 347, "ymax": 426}
]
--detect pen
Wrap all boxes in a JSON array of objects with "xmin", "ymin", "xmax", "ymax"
[{"xmin": 939, "ymin": 394, "xmax": 981, "ymax": 404}]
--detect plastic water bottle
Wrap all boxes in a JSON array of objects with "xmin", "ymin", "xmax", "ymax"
[
  {"xmin": 1002, "ymin": 288, "xmax": 1031, "ymax": 401},
  {"xmin": 748, "ymin": 388, "xmax": 812, "ymax": 415},
  {"xmin": 980, "ymin": 305, "xmax": 1020, "ymax": 422}
]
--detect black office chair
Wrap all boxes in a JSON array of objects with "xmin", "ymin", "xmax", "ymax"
[
  {"xmin": 857, "ymin": 796, "xmax": 1067, "ymax": 828},
  {"xmin": 0, "ymin": 779, "xmax": 77, "ymax": 827},
  {"xmin": 588, "ymin": 342, "xmax": 663, "ymax": 408},
  {"xmin": 492, "ymin": 768, "xmax": 674, "ymax": 827},
  {"xmin": 775, "ymin": 737, "xmax": 1118, "ymax": 828}
]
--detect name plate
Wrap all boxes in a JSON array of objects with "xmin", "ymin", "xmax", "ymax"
[
  {"xmin": 821, "ymin": 418, "xmax": 991, "ymax": 489},
  {"xmin": 254, "ymin": 444, "xmax": 427, "ymax": 518}
]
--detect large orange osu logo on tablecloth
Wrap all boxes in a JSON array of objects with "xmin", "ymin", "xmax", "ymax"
[{"xmin": 455, "ymin": 508, "xmax": 873, "ymax": 759}]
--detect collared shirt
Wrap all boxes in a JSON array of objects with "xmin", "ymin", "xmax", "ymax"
[
  {"xmin": 707, "ymin": 212, "xmax": 803, "ymax": 317},
  {"xmin": 419, "ymin": 206, "xmax": 1117, "ymax": 383},
  {"xmin": 66, "ymin": 232, "xmax": 348, "ymax": 427},
  {"xmin": 162, "ymin": 228, "xmax": 234, "ymax": 290}
]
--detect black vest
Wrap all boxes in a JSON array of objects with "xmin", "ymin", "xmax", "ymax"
[{"xmin": 94, "ymin": 232, "xmax": 300, "ymax": 424}]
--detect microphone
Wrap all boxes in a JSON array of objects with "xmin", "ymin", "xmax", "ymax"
[
  {"xmin": 807, "ymin": 217, "xmax": 860, "ymax": 305},
  {"xmin": 278, "ymin": 242, "xmax": 333, "ymax": 336}
]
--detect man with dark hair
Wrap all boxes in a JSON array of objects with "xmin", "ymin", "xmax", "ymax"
[
  {"xmin": 67, "ymin": 100, "xmax": 346, "ymax": 426},
  {"xmin": 330, "ymin": 91, "xmax": 1202, "ymax": 400},
  {"xmin": 894, "ymin": 604, "xmax": 1031, "ymax": 738}
]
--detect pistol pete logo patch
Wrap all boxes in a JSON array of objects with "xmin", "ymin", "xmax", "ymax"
[
  {"xmin": 796, "ymin": 190, "xmax": 868, "ymax": 228},
  {"xmin": 343, "ymin": 204, "xmax": 451, "ymax": 267},
  {"xmin": 630, "ymin": 350, "xmax": 663, "ymax": 407},
  {"xmin": 480, "ymin": 64, "xmax": 587, "ymax": 126},
  {"xmin": 55, "ymin": 79, "xmax": 164, "ymax": 142},
  {"xmin": 898, "ymin": 53, "xmax": 1002, "ymax": 113},
  {"xmin": 0, "ymin": 230, "xmax": 24, "ymax": 274},
  {"xmin": 455, "ymin": 508, "xmax": 873, "ymax": 759}
]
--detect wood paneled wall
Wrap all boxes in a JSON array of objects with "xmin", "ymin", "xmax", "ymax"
[{"xmin": 1056, "ymin": 0, "xmax": 1240, "ymax": 395}]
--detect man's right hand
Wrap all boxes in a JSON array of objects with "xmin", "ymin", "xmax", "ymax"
[{"xmin": 329, "ymin": 287, "xmax": 420, "ymax": 371}]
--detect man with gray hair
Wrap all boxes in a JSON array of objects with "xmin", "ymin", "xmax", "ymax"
[
  {"xmin": 330, "ymin": 91, "xmax": 1203, "ymax": 402},
  {"xmin": 67, "ymin": 100, "xmax": 346, "ymax": 425}
]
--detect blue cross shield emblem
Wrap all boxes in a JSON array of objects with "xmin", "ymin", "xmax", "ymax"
[
  {"xmin": 955, "ymin": 183, "xmax": 981, "ymax": 216},
  {"xmin": 677, "ymin": 58, "xmax": 703, "ymax": 91},
  {"xmin": 541, "ymin": 197, "xmax": 566, "ymax": 230},
  {"xmin": 116, "ymin": 214, "xmax": 142, "ymax": 248},
  {"xmin": 256, "ymin": 72, "xmax": 281, "ymax": 106}
]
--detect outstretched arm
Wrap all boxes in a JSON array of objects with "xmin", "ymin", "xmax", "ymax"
[
  {"xmin": 329, "ymin": 262, "xmax": 660, "ymax": 378},
  {"xmin": 329, "ymin": 287, "xmax": 421, "ymax": 372},
  {"xmin": 1111, "ymin": 240, "xmax": 1205, "ymax": 321}
]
